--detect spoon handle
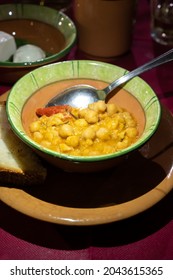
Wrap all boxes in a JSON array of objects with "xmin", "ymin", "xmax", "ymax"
[{"xmin": 106, "ymin": 48, "xmax": 173, "ymax": 93}]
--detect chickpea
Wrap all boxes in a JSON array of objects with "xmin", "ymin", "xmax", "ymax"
[
  {"xmin": 66, "ymin": 135, "xmax": 79, "ymax": 148},
  {"xmin": 84, "ymin": 109, "xmax": 98, "ymax": 124},
  {"xmin": 98, "ymin": 112, "xmax": 107, "ymax": 120},
  {"xmin": 85, "ymin": 139, "xmax": 93, "ymax": 146},
  {"xmin": 122, "ymin": 111, "xmax": 131, "ymax": 120},
  {"xmin": 97, "ymin": 101, "xmax": 107, "ymax": 112},
  {"xmin": 40, "ymin": 140, "xmax": 51, "ymax": 148},
  {"xmin": 74, "ymin": 118, "xmax": 88, "ymax": 127},
  {"xmin": 46, "ymin": 114, "xmax": 63, "ymax": 126},
  {"xmin": 89, "ymin": 101, "xmax": 106, "ymax": 113},
  {"xmin": 116, "ymin": 138, "xmax": 129, "ymax": 150},
  {"xmin": 117, "ymin": 113, "xmax": 125, "ymax": 124},
  {"xmin": 110, "ymin": 117, "xmax": 119, "ymax": 130},
  {"xmin": 82, "ymin": 127, "xmax": 96, "ymax": 140},
  {"xmin": 80, "ymin": 139, "xmax": 93, "ymax": 151},
  {"xmin": 78, "ymin": 108, "xmax": 88, "ymax": 118},
  {"xmin": 96, "ymin": 127, "xmax": 110, "ymax": 141},
  {"xmin": 55, "ymin": 113, "xmax": 65, "ymax": 120},
  {"xmin": 44, "ymin": 131, "xmax": 54, "ymax": 142},
  {"xmin": 107, "ymin": 103, "xmax": 118, "ymax": 116},
  {"xmin": 58, "ymin": 124, "xmax": 74, "ymax": 138},
  {"xmin": 103, "ymin": 116, "xmax": 117, "ymax": 130},
  {"xmin": 70, "ymin": 108, "xmax": 79, "ymax": 118},
  {"xmin": 50, "ymin": 128, "xmax": 59, "ymax": 138},
  {"xmin": 118, "ymin": 130, "xmax": 126, "ymax": 140},
  {"xmin": 126, "ymin": 118, "xmax": 137, "ymax": 128},
  {"xmin": 88, "ymin": 102, "xmax": 98, "ymax": 111},
  {"xmin": 59, "ymin": 143, "xmax": 73, "ymax": 153},
  {"xmin": 90, "ymin": 124, "xmax": 99, "ymax": 132},
  {"xmin": 39, "ymin": 116, "xmax": 50, "ymax": 129},
  {"xmin": 52, "ymin": 136, "xmax": 61, "ymax": 146},
  {"xmin": 111, "ymin": 130, "xmax": 119, "ymax": 140},
  {"xmin": 29, "ymin": 121, "xmax": 40, "ymax": 132},
  {"xmin": 118, "ymin": 122, "xmax": 125, "ymax": 131},
  {"xmin": 33, "ymin": 131, "xmax": 43, "ymax": 142},
  {"xmin": 126, "ymin": 127, "xmax": 138, "ymax": 138}
]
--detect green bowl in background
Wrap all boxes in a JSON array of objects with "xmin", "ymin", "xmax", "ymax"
[{"xmin": 0, "ymin": 4, "xmax": 76, "ymax": 83}]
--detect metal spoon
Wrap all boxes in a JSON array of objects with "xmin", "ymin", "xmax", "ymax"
[{"xmin": 47, "ymin": 48, "xmax": 173, "ymax": 108}]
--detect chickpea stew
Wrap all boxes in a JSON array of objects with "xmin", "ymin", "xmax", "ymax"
[{"xmin": 29, "ymin": 101, "xmax": 139, "ymax": 157}]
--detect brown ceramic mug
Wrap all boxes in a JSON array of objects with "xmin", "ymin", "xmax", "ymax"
[{"xmin": 73, "ymin": 0, "xmax": 136, "ymax": 58}]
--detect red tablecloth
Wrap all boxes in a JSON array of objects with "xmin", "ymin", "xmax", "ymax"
[{"xmin": 0, "ymin": 0, "xmax": 173, "ymax": 260}]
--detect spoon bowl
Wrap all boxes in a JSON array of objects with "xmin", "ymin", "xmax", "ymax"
[{"xmin": 47, "ymin": 48, "xmax": 173, "ymax": 108}]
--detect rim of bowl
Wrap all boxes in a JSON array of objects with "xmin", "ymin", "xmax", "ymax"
[
  {"xmin": 6, "ymin": 60, "xmax": 161, "ymax": 163},
  {"xmin": 0, "ymin": 4, "xmax": 77, "ymax": 67}
]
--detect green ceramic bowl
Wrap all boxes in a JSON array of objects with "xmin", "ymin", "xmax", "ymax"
[
  {"xmin": 0, "ymin": 4, "xmax": 76, "ymax": 83},
  {"xmin": 6, "ymin": 60, "xmax": 161, "ymax": 172}
]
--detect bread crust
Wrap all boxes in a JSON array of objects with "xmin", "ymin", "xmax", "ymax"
[{"xmin": 0, "ymin": 102, "xmax": 47, "ymax": 186}]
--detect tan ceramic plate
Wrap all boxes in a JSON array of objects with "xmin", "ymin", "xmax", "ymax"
[{"xmin": 0, "ymin": 92, "xmax": 173, "ymax": 225}]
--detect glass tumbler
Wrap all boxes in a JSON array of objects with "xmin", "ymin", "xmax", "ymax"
[{"xmin": 151, "ymin": 0, "xmax": 173, "ymax": 45}]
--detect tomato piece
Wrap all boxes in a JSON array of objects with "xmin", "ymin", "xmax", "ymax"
[{"xmin": 36, "ymin": 105, "xmax": 71, "ymax": 117}]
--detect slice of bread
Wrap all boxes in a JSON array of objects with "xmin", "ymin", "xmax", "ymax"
[{"xmin": 0, "ymin": 102, "xmax": 47, "ymax": 186}]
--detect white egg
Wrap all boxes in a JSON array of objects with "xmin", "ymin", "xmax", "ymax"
[
  {"xmin": 0, "ymin": 31, "xmax": 17, "ymax": 62},
  {"xmin": 13, "ymin": 44, "xmax": 46, "ymax": 63}
]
